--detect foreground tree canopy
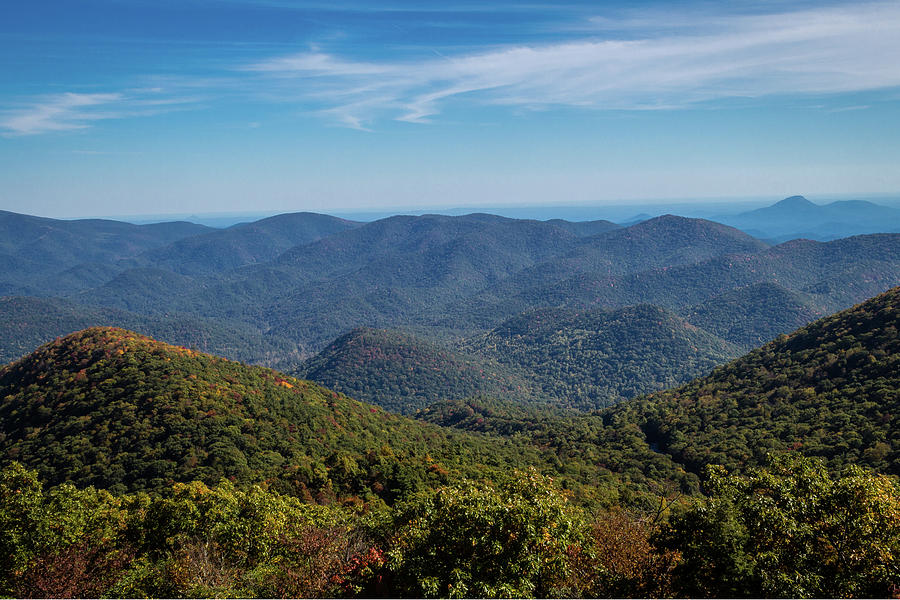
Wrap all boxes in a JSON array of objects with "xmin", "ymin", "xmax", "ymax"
[{"xmin": 0, "ymin": 456, "xmax": 897, "ymax": 598}]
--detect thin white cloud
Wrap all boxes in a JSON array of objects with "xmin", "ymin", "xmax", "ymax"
[
  {"xmin": 244, "ymin": 1, "xmax": 900, "ymax": 127},
  {"xmin": 0, "ymin": 93, "xmax": 123, "ymax": 136},
  {"xmin": 0, "ymin": 89, "xmax": 203, "ymax": 136}
]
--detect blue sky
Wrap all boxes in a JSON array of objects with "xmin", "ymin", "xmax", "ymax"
[{"xmin": 2, "ymin": 0, "xmax": 900, "ymax": 218}]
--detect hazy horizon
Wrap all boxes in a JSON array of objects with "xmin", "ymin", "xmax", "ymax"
[{"xmin": 4, "ymin": 1, "xmax": 900, "ymax": 218}]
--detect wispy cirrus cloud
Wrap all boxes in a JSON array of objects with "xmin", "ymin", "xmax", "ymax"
[
  {"xmin": 243, "ymin": 1, "xmax": 900, "ymax": 128},
  {"xmin": 0, "ymin": 92, "xmax": 124, "ymax": 136},
  {"xmin": 0, "ymin": 89, "xmax": 202, "ymax": 136}
]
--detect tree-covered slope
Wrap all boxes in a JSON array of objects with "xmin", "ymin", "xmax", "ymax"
[
  {"xmin": 0, "ymin": 296, "xmax": 301, "ymax": 365},
  {"xmin": 465, "ymin": 304, "xmax": 741, "ymax": 409},
  {"xmin": 136, "ymin": 211, "xmax": 360, "ymax": 275},
  {"xmin": 0, "ymin": 210, "xmax": 210, "ymax": 294},
  {"xmin": 295, "ymin": 327, "xmax": 536, "ymax": 413},
  {"xmin": 628, "ymin": 285, "xmax": 900, "ymax": 475},
  {"xmin": 452, "ymin": 232, "xmax": 900, "ymax": 333},
  {"xmin": 681, "ymin": 282, "xmax": 827, "ymax": 349},
  {"xmin": 416, "ymin": 396, "xmax": 698, "ymax": 505},
  {"xmin": 0, "ymin": 328, "xmax": 545, "ymax": 501}
]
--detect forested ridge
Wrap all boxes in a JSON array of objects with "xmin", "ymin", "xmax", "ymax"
[
  {"xmin": 1, "ymin": 205, "xmax": 899, "ymax": 597},
  {"xmin": 4, "ymin": 207, "xmax": 900, "ymax": 370},
  {"xmin": 295, "ymin": 327, "xmax": 538, "ymax": 413},
  {"xmin": 1, "ymin": 287, "xmax": 898, "ymax": 596},
  {"xmin": 464, "ymin": 304, "xmax": 741, "ymax": 409},
  {"xmin": 629, "ymin": 284, "xmax": 900, "ymax": 475}
]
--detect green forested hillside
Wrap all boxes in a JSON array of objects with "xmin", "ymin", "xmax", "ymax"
[
  {"xmin": 466, "ymin": 304, "xmax": 741, "ymax": 409},
  {"xmin": 0, "ymin": 296, "xmax": 300, "ymax": 365},
  {"xmin": 0, "ymin": 210, "xmax": 210, "ymax": 294},
  {"xmin": 628, "ymin": 285, "xmax": 900, "ymax": 475},
  {"xmin": 0, "ymin": 328, "xmax": 546, "ymax": 501},
  {"xmin": 296, "ymin": 327, "xmax": 536, "ymax": 413},
  {"xmin": 681, "ymin": 282, "xmax": 827, "ymax": 348},
  {"xmin": 416, "ymin": 396, "xmax": 695, "ymax": 505},
  {"xmin": 135, "ymin": 212, "xmax": 360, "ymax": 275}
]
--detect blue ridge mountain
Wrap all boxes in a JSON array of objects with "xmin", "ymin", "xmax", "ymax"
[
  {"xmin": 718, "ymin": 195, "xmax": 900, "ymax": 241},
  {"xmin": 0, "ymin": 210, "xmax": 211, "ymax": 294},
  {"xmin": 0, "ymin": 295, "xmax": 301, "ymax": 365},
  {"xmin": 133, "ymin": 211, "xmax": 361, "ymax": 275}
]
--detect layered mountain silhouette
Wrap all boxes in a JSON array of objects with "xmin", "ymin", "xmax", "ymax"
[
  {"xmin": 3, "ymin": 207, "xmax": 900, "ymax": 376},
  {"xmin": 426, "ymin": 285, "xmax": 900, "ymax": 480},
  {"xmin": 719, "ymin": 195, "xmax": 900, "ymax": 241}
]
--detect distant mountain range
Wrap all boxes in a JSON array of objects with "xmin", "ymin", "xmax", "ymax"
[
  {"xmin": 717, "ymin": 195, "xmax": 900, "ymax": 242},
  {"xmin": 2, "ymin": 200, "xmax": 900, "ymax": 409}
]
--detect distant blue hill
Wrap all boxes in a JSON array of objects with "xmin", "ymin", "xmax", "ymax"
[{"xmin": 718, "ymin": 195, "xmax": 900, "ymax": 241}]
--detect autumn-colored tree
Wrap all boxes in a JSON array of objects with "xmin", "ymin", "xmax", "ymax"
[{"xmin": 573, "ymin": 507, "xmax": 680, "ymax": 597}]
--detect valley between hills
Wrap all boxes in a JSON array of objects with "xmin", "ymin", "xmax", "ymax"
[{"xmin": 0, "ymin": 197, "xmax": 898, "ymax": 597}]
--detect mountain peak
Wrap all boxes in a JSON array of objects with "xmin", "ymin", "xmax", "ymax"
[{"xmin": 774, "ymin": 195, "xmax": 816, "ymax": 208}]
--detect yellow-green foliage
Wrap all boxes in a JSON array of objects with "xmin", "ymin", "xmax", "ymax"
[
  {"xmin": 655, "ymin": 454, "xmax": 900, "ymax": 598},
  {"xmin": 386, "ymin": 469, "xmax": 586, "ymax": 598}
]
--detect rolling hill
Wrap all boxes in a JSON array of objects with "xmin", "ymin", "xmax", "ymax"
[
  {"xmin": 465, "ymin": 304, "xmax": 742, "ymax": 409},
  {"xmin": 295, "ymin": 327, "xmax": 536, "ymax": 413},
  {"xmin": 628, "ymin": 284, "xmax": 900, "ymax": 475},
  {"xmin": 0, "ymin": 327, "xmax": 552, "ymax": 501}
]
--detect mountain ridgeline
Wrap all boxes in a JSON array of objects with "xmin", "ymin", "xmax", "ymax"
[
  {"xmin": 0, "ymin": 327, "xmax": 694, "ymax": 507},
  {"xmin": 0, "ymin": 327, "xmax": 552, "ymax": 501},
  {"xmin": 421, "ymin": 285, "xmax": 900, "ymax": 479},
  {"xmin": 2, "ymin": 199, "xmax": 900, "ymax": 380}
]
